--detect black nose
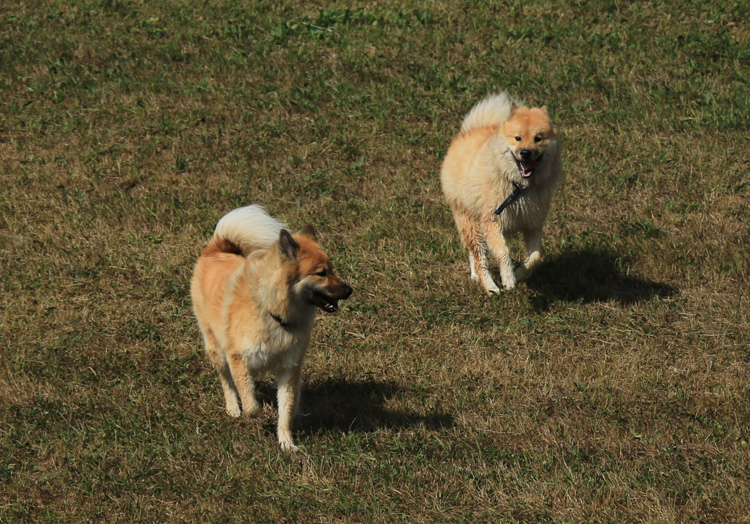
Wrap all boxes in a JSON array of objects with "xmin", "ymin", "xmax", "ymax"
[
  {"xmin": 342, "ymin": 285, "xmax": 353, "ymax": 299},
  {"xmin": 520, "ymin": 149, "xmax": 533, "ymax": 161}
]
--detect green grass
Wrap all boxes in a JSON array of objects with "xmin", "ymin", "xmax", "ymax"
[{"xmin": 2, "ymin": 0, "xmax": 749, "ymax": 522}]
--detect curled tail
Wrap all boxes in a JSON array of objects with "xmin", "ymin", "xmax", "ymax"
[
  {"xmin": 459, "ymin": 92, "xmax": 521, "ymax": 134},
  {"xmin": 202, "ymin": 205, "xmax": 287, "ymax": 257}
]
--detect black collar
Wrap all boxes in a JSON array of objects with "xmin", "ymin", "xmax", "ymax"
[
  {"xmin": 270, "ymin": 312, "xmax": 290, "ymax": 327},
  {"xmin": 491, "ymin": 183, "xmax": 524, "ymax": 222}
]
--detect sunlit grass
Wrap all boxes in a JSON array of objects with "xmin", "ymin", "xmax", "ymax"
[{"xmin": 1, "ymin": 1, "xmax": 749, "ymax": 522}]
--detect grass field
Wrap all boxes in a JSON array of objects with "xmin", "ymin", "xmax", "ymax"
[{"xmin": 1, "ymin": 0, "xmax": 749, "ymax": 522}]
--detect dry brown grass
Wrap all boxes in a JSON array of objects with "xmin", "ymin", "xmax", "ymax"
[{"xmin": 1, "ymin": 0, "xmax": 749, "ymax": 522}]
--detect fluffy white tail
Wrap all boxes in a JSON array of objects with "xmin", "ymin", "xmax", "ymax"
[
  {"xmin": 212, "ymin": 205, "xmax": 286, "ymax": 255},
  {"xmin": 460, "ymin": 92, "xmax": 521, "ymax": 133}
]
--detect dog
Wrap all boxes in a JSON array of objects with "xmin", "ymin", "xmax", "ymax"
[
  {"xmin": 440, "ymin": 92, "xmax": 563, "ymax": 294},
  {"xmin": 190, "ymin": 205, "xmax": 352, "ymax": 451}
]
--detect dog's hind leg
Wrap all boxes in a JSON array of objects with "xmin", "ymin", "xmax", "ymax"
[
  {"xmin": 276, "ymin": 365, "xmax": 302, "ymax": 452},
  {"xmin": 202, "ymin": 330, "xmax": 242, "ymax": 418},
  {"xmin": 451, "ymin": 205, "xmax": 500, "ymax": 294},
  {"xmin": 515, "ymin": 228, "xmax": 543, "ymax": 282},
  {"xmin": 481, "ymin": 215, "xmax": 516, "ymax": 290},
  {"xmin": 227, "ymin": 351, "xmax": 262, "ymax": 417}
]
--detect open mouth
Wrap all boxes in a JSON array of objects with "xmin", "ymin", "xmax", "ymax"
[
  {"xmin": 310, "ymin": 291, "xmax": 339, "ymax": 313},
  {"xmin": 516, "ymin": 154, "xmax": 543, "ymax": 178}
]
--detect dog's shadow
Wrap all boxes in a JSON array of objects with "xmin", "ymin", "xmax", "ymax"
[
  {"xmin": 261, "ymin": 378, "xmax": 453, "ymax": 435},
  {"xmin": 525, "ymin": 248, "xmax": 677, "ymax": 310}
]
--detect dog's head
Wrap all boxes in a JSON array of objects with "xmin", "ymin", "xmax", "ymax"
[
  {"xmin": 278, "ymin": 226, "xmax": 352, "ymax": 313},
  {"xmin": 501, "ymin": 103, "xmax": 558, "ymax": 182}
]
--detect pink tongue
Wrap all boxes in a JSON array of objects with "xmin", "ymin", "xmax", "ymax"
[{"xmin": 522, "ymin": 160, "xmax": 541, "ymax": 177}]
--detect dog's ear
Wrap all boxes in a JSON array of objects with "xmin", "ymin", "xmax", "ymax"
[
  {"xmin": 510, "ymin": 102, "xmax": 518, "ymax": 114},
  {"xmin": 540, "ymin": 105, "xmax": 549, "ymax": 115},
  {"xmin": 300, "ymin": 224, "xmax": 317, "ymax": 240},
  {"xmin": 279, "ymin": 229, "xmax": 299, "ymax": 260}
]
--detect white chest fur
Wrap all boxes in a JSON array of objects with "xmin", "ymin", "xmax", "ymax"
[{"xmin": 241, "ymin": 319, "xmax": 312, "ymax": 375}]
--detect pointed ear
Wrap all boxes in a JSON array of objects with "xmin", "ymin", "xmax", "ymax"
[
  {"xmin": 278, "ymin": 230, "xmax": 299, "ymax": 260},
  {"xmin": 510, "ymin": 102, "xmax": 519, "ymax": 114},
  {"xmin": 300, "ymin": 224, "xmax": 317, "ymax": 240},
  {"xmin": 540, "ymin": 105, "xmax": 549, "ymax": 115}
]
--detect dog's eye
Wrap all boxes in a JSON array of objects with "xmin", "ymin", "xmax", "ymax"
[
  {"xmin": 515, "ymin": 136, "xmax": 521, "ymax": 142},
  {"xmin": 534, "ymin": 136, "xmax": 541, "ymax": 143},
  {"xmin": 316, "ymin": 269, "xmax": 327, "ymax": 277}
]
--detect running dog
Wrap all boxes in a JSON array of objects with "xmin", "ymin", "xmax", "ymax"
[{"xmin": 441, "ymin": 92, "xmax": 563, "ymax": 294}]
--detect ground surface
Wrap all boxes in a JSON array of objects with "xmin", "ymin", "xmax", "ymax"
[{"xmin": 1, "ymin": 1, "xmax": 749, "ymax": 522}]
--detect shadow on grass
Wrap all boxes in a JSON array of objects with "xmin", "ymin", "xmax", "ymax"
[
  {"xmin": 295, "ymin": 378, "xmax": 454, "ymax": 434},
  {"xmin": 525, "ymin": 248, "xmax": 677, "ymax": 311}
]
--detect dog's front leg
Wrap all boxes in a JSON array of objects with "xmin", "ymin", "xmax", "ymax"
[
  {"xmin": 276, "ymin": 365, "xmax": 302, "ymax": 452},
  {"xmin": 515, "ymin": 228, "xmax": 543, "ymax": 282},
  {"xmin": 227, "ymin": 352, "xmax": 261, "ymax": 417},
  {"xmin": 481, "ymin": 218, "xmax": 516, "ymax": 290}
]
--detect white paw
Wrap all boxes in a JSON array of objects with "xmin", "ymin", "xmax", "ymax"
[
  {"xmin": 278, "ymin": 433, "xmax": 298, "ymax": 453},
  {"xmin": 501, "ymin": 271, "xmax": 516, "ymax": 290},
  {"xmin": 486, "ymin": 285, "xmax": 501, "ymax": 295},
  {"xmin": 226, "ymin": 404, "xmax": 241, "ymax": 418}
]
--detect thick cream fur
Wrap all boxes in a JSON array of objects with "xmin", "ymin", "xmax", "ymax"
[{"xmin": 441, "ymin": 93, "xmax": 563, "ymax": 293}]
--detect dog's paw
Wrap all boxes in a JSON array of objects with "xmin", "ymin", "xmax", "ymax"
[
  {"xmin": 226, "ymin": 404, "xmax": 242, "ymax": 418},
  {"xmin": 501, "ymin": 275, "xmax": 517, "ymax": 290},
  {"xmin": 243, "ymin": 401, "xmax": 262, "ymax": 418},
  {"xmin": 500, "ymin": 268, "xmax": 517, "ymax": 290},
  {"xmin": 278, "ymin": 433, "xmax": 298, "ymax": 453},
  {"xmin": 280, "ymin": 442, "xmax": 299, "ymax": 453},
  {"xmin": 485, "ymin": 285, "xmax": 501, "ymax": 296}
]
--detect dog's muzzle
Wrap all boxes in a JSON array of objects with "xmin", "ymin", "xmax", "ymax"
[
  {"xmin": 516, "ymin": 150, "xmax": 543, "ymax": 178},
  {"xmin": 310, "ymin": 285, "xmax": 353, "ymax": 313}
]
